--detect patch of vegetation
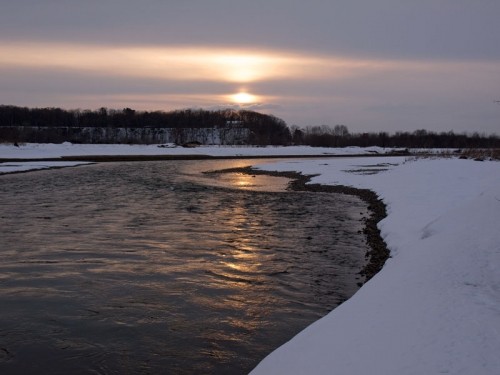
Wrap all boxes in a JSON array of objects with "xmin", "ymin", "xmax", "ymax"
[{"xmin": 459, "ymin": 148, "xmax": 500, "ymax": 161}]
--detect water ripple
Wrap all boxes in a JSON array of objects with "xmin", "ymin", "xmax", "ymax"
[{"xmin": 0, "ymin": 160, "xmax": 370, "ymax": 374}]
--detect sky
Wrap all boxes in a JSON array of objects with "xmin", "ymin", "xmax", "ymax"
[{"xmin": 0, "ymin": 0, "xmax": 499, "ymax": 134}]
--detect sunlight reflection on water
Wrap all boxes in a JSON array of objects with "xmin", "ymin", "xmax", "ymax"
[{"xmin": 178, "ymin": 159, "xmax": 291, "ymax": 192}]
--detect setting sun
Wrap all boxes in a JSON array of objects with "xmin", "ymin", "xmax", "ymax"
[{"xmin": 231, "ymin": 92, "xmax": 258, "ymax": 104}]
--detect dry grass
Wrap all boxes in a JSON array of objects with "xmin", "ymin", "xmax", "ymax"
[
  {"xmin": 459, "ymin": 148, "xmax": 500, "ymax": 161},
  {"xmin": 407, "ymin": 148, "xmax": 499, "ymax": 161}
]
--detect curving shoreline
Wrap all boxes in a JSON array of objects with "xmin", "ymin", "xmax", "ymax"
[{"xmin": 210, "ymin": 166, "xmax": 390, "ymax": 283}]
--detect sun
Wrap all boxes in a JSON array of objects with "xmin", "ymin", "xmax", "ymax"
[{"xmin": 231, "ymin": 92, "xmax": 257, "ymax": 104}]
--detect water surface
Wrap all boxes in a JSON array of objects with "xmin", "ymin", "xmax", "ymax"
[{"xmin": 0, "ymin": 160, "xmax": 370, "ymax": 374}]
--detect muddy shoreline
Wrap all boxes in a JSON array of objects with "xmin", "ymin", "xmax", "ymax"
[{"xmin": 212, "ymin": 166, "xmax": 389, "ymax": 283}]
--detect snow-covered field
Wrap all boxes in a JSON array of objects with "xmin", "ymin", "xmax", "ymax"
[
  {"xmin": 0, "ymin": 142, "xmax": 388, "ymax": 159},
  {"xmin": 0, "ymin": 143, "xmax": 391, "ymax": 174},
  {"xmin": 1, "ymin": 143, "xmax": 498, "ymax": 374},
  {"xmin": 250, "ymin": 156, "xmax": 500, "ymax": 375}
]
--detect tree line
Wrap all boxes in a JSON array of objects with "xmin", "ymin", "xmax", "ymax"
[
  {"xmin": 0, "ymin": 105, "xmax": 291, "ymax": 145},
  {"xmin": 0, "ymin": 105, "xmax": 498, "ymax": 148},
  {"xmin": 291, "ymin": 125, "xmax": 499, "ymax": 149}
]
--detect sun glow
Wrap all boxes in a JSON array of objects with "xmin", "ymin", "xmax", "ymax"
[
  {"xmin": 211, "ymin": 54, "xmax": 274, "ymax": 82},
  {"xmin": 0, "ymin": 43, "xmax": 296, "ymax": 84},
  {"xmin": 230, "ymin": 92, "xmax": 258, "ymax": 104},
  {"xmin": 0, "ymin": 41, "xmax": 449, "ymax": 112},
  {"xmin": 0, "ymin": 41, "xmax": 412, "ymax": 88}
]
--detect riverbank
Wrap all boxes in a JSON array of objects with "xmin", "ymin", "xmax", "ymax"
[
  {"xmin": 0, "ymin": 143, "xmax": 404, "ymax": 174},
  {"xmin": 249, "ymin": 156, "xmax": 500, "ymax": 375},
  {"xmin": 0, "ymin": 143, "xmax": 396, "ymax": 162}
]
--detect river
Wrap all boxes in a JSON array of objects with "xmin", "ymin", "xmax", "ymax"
[{"xmin": 0, "ymin": 159, "xmax": 370, "ymax": 374}]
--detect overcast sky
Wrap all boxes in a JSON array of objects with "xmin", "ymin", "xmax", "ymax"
[{"xmin": 1, "ymin": 0, "xmax": 499, "ymax": 134}]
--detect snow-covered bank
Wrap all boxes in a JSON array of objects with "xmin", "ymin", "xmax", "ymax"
[
  {"xmin": 0, "ymin": 161, "xmax": 91, "ymax": 174},
  {"xmin": 0, "ymin": 143, "xmax": 388, "ymax": 160},
  {"xmin": 250, "ymin": 157, "xmax": 500, "ymax": 375},
  {"xmin": 0, "ymin": 143, "xmax": 394, "ymax": 174}
]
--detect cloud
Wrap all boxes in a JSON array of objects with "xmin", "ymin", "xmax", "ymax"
[
  {"xmin": 0, "ymin": 41, "xmax": 409, "ymax": 87},
  {"xmin": 0, "ymin": 42, "xmax": 311, "ymax": 83},
  {"xmin": 1, "ymin": 40, "xmax": 499, "ymax": 134},
  {"xmin": 2, "ymin": 1, "xmax": 500, "ymax": 61}
]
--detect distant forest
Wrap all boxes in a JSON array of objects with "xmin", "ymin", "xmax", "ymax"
[
  {"xmin": 0, "ymin": 105, "xmax": 290, "ymax": 145},
  {"xmin": 0, "ymin": 105, "xmax": 498, "ymax": 148},
  {"xmin": 294, "ymin": 125, "xmax": 500, "ymax": 149}
]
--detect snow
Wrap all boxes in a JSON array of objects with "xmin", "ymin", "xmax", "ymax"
[
  {"xmin": 0, "ymin": 142, "xmax": 388, "ymax": 161},
  {"xmin": 2, "ymin": 143, "xmax": 498, "ymax": 374},
  {"xmin": 0, "ymin": 143, "xmax": 391, "ymax": 174},
  {"xmin": 249, "ymin": 157, "xmax": 500, "ymax": 375},
  {"xmin": 0, "ymin": 161, "xmax": 91, "ymax": 174}
]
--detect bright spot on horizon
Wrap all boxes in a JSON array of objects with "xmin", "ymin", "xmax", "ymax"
[{"xmin": 230, "ymin": 92, "xmax": 258, "ymax": 104}]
